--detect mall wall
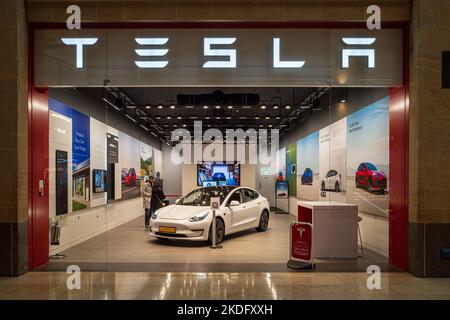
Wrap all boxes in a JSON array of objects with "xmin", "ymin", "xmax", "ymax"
[
  {"xmin": 47, "ymin": 89, "xmax": 163, "ymax": 255},
  {"xmin": 409, "ymin": 0, "xmax": 450, "ymax": 277},
  {"xmin": 276, "ymin": 88, "xmax": 390, "ymax": 257}
]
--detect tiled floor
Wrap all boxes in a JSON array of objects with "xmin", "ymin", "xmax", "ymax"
[
  {"xmin": 1, "ymin": 272, "xmax": 450, "ymax": 300},
  {"xmin": 40, "ymin": 212, "xmax": 390, "ymax": 272}
]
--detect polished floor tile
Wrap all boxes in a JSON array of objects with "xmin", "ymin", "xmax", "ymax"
[{"xmin": 1, "ymin": 271, "xmax": 449, "ymax": 300}]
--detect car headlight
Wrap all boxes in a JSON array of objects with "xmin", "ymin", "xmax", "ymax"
[
  {"xmin": 188, "ymin": 211, "xmax": 209, "ymax": 222},
  {"xmin": 152, "ymin": 210, "xmax": 160, "ymax": 220}
]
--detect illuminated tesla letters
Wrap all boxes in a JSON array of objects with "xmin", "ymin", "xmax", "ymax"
[
  {"xmin": 61, "ymin": 38, "xmax": 98, "ymax": 68},
  {"xmin": 61, "ymin": 36, "xmax": 376, "ymax": 70},
  {"xmin": 202, "ymin": 38, "xmax": 237, "ymax": 68},
  {"xmin": 342, "ymin": 37, "xmax": 376, "ymax": 69},
  {"xmin": 134, "ymin": 38, "xmax": 169, "ymax": 68}
]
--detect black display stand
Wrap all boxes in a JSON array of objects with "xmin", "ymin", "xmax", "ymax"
[
  {"xmin": 274, "ymin": 180, "xmax": 290, "ymax": 214},
  {"xmin": 287, "ymin": 260, "xmax": 315, "ymax": 270}
]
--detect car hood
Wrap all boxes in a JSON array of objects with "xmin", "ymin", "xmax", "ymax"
[{"xmin": 156, "ymin": 205, "xmax": 210, "ymax": 220}]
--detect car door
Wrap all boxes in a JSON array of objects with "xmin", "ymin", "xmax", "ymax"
[
  {"xmin": 227, "ymin": 189, "xmax": 247, "ymax": 233},
  {"xmin": 241, "ymin": 189, "xmax": 260, "ymax": 228},
  {"xmin": 325, "ymin": 170, "xmax": 333, "ymax": 189},
  {"xmin": 330, "ymin": 170, "xmax": 339, "ymax": 189}
]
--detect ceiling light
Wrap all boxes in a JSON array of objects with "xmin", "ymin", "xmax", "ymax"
[
  {"xmin": 276, "ymin": 116, "xmax": 281, "ymax": 120},
  {"xmin": 228, "ymin": 105, "xmax": 233, "ymax": 109},
  {"xmin": 156, "ymin": 116, "xmax": 161, "ymax": 119},
  {"xmin": 285, "ymin": 105, "xmax": 291, "ymax": 109},
  {"xmin": 216, "ymin": 105, "xmax": 221, "ymax": 109},
  {"xmin": 226, "ymin": 117, "xmax": 231, "ymax": 120},
  {"xmin": 140, "ymin": 124, "xmax": 149, "ymax": 131},
  {"xmin": 265, "ymin": 116, "xmax": 270, "ymax": 120},
  {"xmin": 158, "ymin": 105, "xmax": 163, "ymax": 109},
  {"xmin": 145, "ymin": 105, "xmax": 151, "ymax": 109},
  {"xmin": 177, "ymin": 116, "xmax": 182, "ymax": 120},
  {"xmin": 261, "ymin": 105, "xmax": 266, "ymax": 109},
  {"xmin": 183, "ymin": 124, "xmax": 187, "ymax": 127},
  {"xmin": 167, "ymin": 116, "xmax": 171, "ymax": 119},
  {"xmin": 340, "ymin": 99, "xmax": 347, "ymax": 103},
  {"xmin": 273, "ymin": 105, "xmax": 279, "ymax": 109},
  {"xmin": 255, "ymin": 116, "xmax": 260, "ymax": 119},
  {"xmin": 216, "ymin": 116, "xmax": 221, "ymax": 119},
  {"xmin": 170, "ymin": 105, "xmax": 175, "ymax": 109},
  {"xmin": 268, "ymin": 124, "xmax": 273, "ymax": 128},
  {"xmin": 173, "ymin": 124, "xmax": 178, "ymax": 127},
  {"xmin": 205, "ymin": 116, "xmax": 210, "ymax": 119},
  {"xmin": 102, "ymin": 98, "xmax": 121, "ymax": 111},
  {"xmin": 125, "ymin": 114, "xmax": 137, "ymax": 123},
  {"xmin": 204, "ymin": 105, "xmax": 208, "ymax": 109}
]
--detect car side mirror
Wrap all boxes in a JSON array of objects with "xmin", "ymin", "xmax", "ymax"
[{"xmin": 229, "ymin": 200, "xmax": 240, "ymax": 207}]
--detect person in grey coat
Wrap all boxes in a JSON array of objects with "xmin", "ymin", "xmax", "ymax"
[{"xmin": 143, "ymin": 176, "xmax": 153, "ymax": 228}]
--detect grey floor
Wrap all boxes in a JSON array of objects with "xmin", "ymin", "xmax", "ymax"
[{"xmin": 38, "ymin": 212, "xmax": 393, "ymax": 272}]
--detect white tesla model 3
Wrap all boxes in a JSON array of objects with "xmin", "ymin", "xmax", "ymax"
[{"xmin": 149, "ymin": 186, "xmax": 270, "ymax": 244}]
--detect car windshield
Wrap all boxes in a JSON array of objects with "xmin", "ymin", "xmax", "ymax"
[
  {"xmin": 366, "ymin": 163, "xmax": 377, "ymax": 170},
  {"xmin": 178, "ymin": 187, "xmax": 234, "ymax": 206}
]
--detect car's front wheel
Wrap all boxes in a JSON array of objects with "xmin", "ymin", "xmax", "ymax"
[
  {"xmin": 208, "ymin": 218, "xmax": 225, "ymax": 245},
  {"xmin": 256, "ymin": 210, "xmax": 269, "ymax": 232}
]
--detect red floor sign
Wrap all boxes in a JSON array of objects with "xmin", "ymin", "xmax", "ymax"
[{"xmin": 290, "ymin": 222, "xmax": 313, "ymax": 262}]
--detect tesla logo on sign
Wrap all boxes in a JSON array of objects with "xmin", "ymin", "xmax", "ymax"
[
  {"xmin": 342, "ymin": 37, "xmax": 376, "ymax": 69},
  {"xmin": 61, "ymin": 37, "xmax": 375, "ymax": 70}
]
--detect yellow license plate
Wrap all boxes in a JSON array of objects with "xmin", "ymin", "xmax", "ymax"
[{"xmin": 159, "ymin": 226, "xmax": 176, "ymax": 233}]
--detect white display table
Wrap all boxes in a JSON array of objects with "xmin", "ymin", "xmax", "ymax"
[{"xmin": 297, "ymin": 201, "xmax": 358, "ymax": 258}]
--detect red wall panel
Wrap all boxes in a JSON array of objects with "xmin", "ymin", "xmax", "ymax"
[
  {"xmin": 28, "ymin": 26, "xmax": 49, "ymax": 270},
  {"xmin": 389, "ymin": 86, "xmax": 409, "ymax": 271}
]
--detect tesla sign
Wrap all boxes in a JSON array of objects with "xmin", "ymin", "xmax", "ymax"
[{"xmin": 34, "ymin": 28, "xmax": 403, "ymax": 87}]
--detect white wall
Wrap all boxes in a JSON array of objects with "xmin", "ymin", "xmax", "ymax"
[
  {"xmin": 90, "ymin": 118, "xmax": 107, "ymax": 208},
  {"xmin": 162, "ymin": 144, "xmax": 182, "ymax": 198}
]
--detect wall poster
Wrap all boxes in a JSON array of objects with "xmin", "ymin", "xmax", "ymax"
[
  {"xmin": 119, "ymin": 132, "xmax": 141, "ymax": 200},
  {"xmin": 286, "ymin": 143, "xmax": 297, "ymax": 197},
  {"xmin": 346, "ymin": 97, "xmax": 389, "ymax": 217},
  {"xmin": 296, "ymin": 131, "xmax": 320, "ymax": 201},
  {"xmin": 49, "ymin": 98, "xmax": 90, "ymax": 211}
]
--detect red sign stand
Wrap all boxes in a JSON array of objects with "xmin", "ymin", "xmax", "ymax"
[{"xmin": 287, "ymin": 221, "xmax": 315, "ymax": 270}]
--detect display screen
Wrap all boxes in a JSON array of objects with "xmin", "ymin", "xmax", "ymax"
[
  {"xmin": 93, "ymin": 169, "xmax": 108, "ymax": 193},
  {"xmin": 197, "ymin": 162, "xmax": 240, "ymax": 187}
]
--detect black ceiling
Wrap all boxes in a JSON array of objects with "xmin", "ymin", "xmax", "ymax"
[{"xmin": 98, "ymin": 87, "xmax": 331, "ymax": 145}]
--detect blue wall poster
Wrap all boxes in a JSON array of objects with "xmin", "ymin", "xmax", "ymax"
[{"xmin": 49, "ymin": 98, "xmax": 91, "ymax": 211}]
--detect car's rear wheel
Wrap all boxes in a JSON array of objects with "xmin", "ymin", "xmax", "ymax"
[
  {"xmin": 321, "ymin": 181, "xmax": 326, "ymax": 191},
  {"xmin": 256, "ymin": 210, "xmax": 270, "ymax": 232},
  {"xmin": 335, "ymin": 181, "xmax": 341, "ymax": 192},
  {"xmin": 208, "ymin": 218, "xmax": 225, "ymax": 245}
]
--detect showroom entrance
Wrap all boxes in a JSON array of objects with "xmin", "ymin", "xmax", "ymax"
[{"xmin": 28, "ymin": 22, "xmax": 409, "ymax": 273}]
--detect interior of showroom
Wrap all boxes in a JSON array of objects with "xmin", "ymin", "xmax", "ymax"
[{"xmin": 28, "ymin": 23, "xmax": 408, "ymax": 273}]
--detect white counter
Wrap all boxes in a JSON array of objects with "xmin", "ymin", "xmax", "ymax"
[{"xmin": 297, "ymin": 200, "xmax": 358, "ymax": 258}]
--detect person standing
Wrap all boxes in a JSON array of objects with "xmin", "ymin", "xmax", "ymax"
[
  {"xmin": 150, "ymin": 173, "xmax": 164, "ymax": 217},
  {"xmin": 143, "ymin": 176, "xmax": 153, "ymax": 228}
]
